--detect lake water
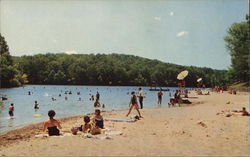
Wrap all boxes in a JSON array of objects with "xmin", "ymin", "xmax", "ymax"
[{"xmin": 0, "ymin": 85, "xmax": 180, "ymax": 134}]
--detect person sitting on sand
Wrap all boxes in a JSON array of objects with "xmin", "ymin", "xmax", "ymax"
[
  {"xmin": 126, "ymin": 91, "xmax": 143, "ymax": 118},
  {"xmin": 82, "ymin": 116, "xmax": 101, "ymax": 135},
  {"xmin": 174, "ymin": 90, "xmax": 181, "ymax": 105},
  {"xmin": 43, "ymin": 110, "xmax": 62, "ymax": 136},
  {"xmin": 168, "ymin": 98, "xmax": 175, "ymax": 107},
  {"xmin": 93, "ymin": 109, "xmax": 104, "ymax": 129},
  {"xmin": 240, "ymin": 107, "xmax": 250, "ymax": 116},
  {"xmin": 184, "ymin": 89, "xmax": 188, "ymax": 98}
]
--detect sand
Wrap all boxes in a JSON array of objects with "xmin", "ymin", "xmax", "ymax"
[{"xmin": 0, "ymin": 91, "xmax": 249, "ymax": 156}]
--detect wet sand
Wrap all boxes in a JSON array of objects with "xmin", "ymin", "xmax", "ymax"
[{"xmin": 0, "ymin": 91, "xmax": 249, "ymax": 156}]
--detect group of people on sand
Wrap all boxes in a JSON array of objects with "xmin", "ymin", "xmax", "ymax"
[
  {"xmin": 168, "ymin": 90, "xmax": 182, "ymax": 107},
  {"xmin": 43, "ymin": 109, "xmax": 104, "ymax": 136},
  {"xmin": 42, "ymin": 89, "xmax": 146, "ymax": 136}
]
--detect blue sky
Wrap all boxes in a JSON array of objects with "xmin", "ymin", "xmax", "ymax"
[{"xmin": 0, "ymin": 0, "xmax": 248, "ymax": 70}]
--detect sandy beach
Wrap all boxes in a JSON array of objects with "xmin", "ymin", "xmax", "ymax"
[{"xmin": 0, "ymin": 91, "xmax": 249, "ymax": 156}]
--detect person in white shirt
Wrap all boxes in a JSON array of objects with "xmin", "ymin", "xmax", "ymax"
[{"xmin": 138, "ymin": 88, "xmax": 144, "ymax": 109}]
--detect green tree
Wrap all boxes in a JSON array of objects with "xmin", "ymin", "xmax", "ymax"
[
  {"xmin": 0, "ymin": 34, "xmax": 28, "ymax": 88},
  {"xmin": 224, "ymin": 15, "xmax": 250, "ymax": 83}
]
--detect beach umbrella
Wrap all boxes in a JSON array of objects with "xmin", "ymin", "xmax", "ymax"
[
  {"xmin": 197, "ymin": 78, "xmax": 202, "ymax": 82},
  {"xmin": 177, "ymin": 70, "xmax": 189, "ymax": 80}
]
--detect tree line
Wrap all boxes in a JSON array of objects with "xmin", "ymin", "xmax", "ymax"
[{"xmin": 12, "ymin": 53, "xmax": 230, "ymax": 87}]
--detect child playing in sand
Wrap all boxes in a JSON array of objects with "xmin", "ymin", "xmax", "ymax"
[
  {"xmin": 126, "ymin": 91, "xmax": 143, "ymax": 118},
  {"xmin": 82, "ymin": 116, "xmax": 101, "ymax": 135},
  {"xmin": 43, "ymin": 110, "xmax": 62, "ymax": 136}
]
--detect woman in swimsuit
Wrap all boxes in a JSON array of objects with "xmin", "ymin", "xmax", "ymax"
[
  {"xmin": 126, "ymin": 91, "xmax": 143, "ymax": 118},
  {"xmin": 82, "ymin": 115, "xmax": 101, "ymax": 135},
  {"xmin": 43, "ymin": 110, "xmax": 62, "ymax": 136},
  {"xmin": 93, "ymin": 109, "xmax": 104, "ymax": 129}
]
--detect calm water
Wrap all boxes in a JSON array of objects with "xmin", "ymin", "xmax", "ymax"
[{"xmin": 0, "ymin": 85, "xmax": 179, "ymax": 134}]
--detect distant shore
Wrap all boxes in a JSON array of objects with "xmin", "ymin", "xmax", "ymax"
[{"xmin": 0, "ymin": 91, "xmax": 249, "ymax": 156}]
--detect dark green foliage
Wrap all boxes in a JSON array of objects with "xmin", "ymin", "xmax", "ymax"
[
  {"xmin": 14, "ymin": 53, "xmax": 229, "ymax": 87},
  {"xmin": 224, "ymin": 15, "xmax": 250, "ymax": 83},
  {"xmin": 0, "ymin": 34, "xmax": 28, "ymax": 88}
]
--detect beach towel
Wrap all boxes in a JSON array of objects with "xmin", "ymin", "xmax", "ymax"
[
  {"xmin": 35, "ymin": 134, "xmax": 48, "ymax": 138},
  {"xmin": 105, "ymin": 131, "xmax": 123, "ymax": 136},
  {"xmin": 34, "ymin": 133, "xmax": 76, "ymax": 138},
  {"xmin": 83, "ymin": 133, "xmax": 112, "ymax": 140},
  {"xmin": 104, "ymin": 118, "xmax": 136, "ymax": 122}
]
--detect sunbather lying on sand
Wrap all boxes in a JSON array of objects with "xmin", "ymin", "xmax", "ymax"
[{"xmin": 217, "ymin": 108, "xmax": 250, "ymax": 117}]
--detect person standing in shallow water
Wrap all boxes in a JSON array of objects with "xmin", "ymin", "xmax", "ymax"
[
  {"xmin": 138, "ymin": 88, "xmax": 144, "ymax": 109},
  {"xmin": 157, "ymin": 89, "xmax": 163, "ymax": 105},
  {"xmin": 126, "ymin": 91, "xmax": 143, "ymax": 118},
  {"xmin": 34, "ymin": 101, "xmax": 39, "ymax": 109},
  {"xmin": 9, "ymin": 103, "xmax": 14, "ymax": 117},
  {"xmin": 96, "ymin": 92, "xmax": 100, "ymax": 101}
]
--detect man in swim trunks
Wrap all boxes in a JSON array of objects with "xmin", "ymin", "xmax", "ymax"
[
  {"xmin": 157, "ymin": 89, "xmax": 163, "ymax": 105},
  {"xmin": 96, "ymin": 92, "xmax": 100, "ymax": 101},
  {"xmin": 138, "ymin": 88, "xmax": 144, "ymax": 109},
  {"xmin": 9, "ymin": 103, "xmax": 14, "ymax": 117}
]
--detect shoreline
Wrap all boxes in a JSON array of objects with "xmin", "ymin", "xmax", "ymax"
[
  {"xmin": 0, "ymin": 91, "xmax": 249, "ymax": 156},
  {"xmin": 1, "ymin": 84, "xmax": 210, "ymax": 89},
  {"xmin": 0, "ymin": 96, "xmax": 204, "ymax": 147},
  {"xmin": 0, "ymin": 92, "xmax": 205, "ymax": 136}
]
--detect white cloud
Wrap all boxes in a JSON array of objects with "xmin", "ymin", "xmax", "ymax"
[
  {"xmin": 176, "ymin": 31, "xmax": 188, "ymax": 37},
  {"xmin": 154, "ymin": 16, "xmax": 161, "ymax": 21},
  {"xmin": 169, "ymin": 12, "xmax": 174, "ymax": 16},
  {"xmin": 65, "ymin": 50, "xmax": 78, "ymax": 55}
]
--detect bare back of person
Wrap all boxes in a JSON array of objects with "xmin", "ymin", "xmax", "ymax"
[{"xmin": 44, "ymin": 119, "xmax": 62, "ymax": 136}]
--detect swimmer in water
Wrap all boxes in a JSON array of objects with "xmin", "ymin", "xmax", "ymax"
[{"xmin": 34, "ymin": 101, "xmax": 39, "ymax": 109}]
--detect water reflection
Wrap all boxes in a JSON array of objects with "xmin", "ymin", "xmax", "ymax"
[{"xmin": 8, "ymin": 117, "xmax": 14, "ymax": 127}]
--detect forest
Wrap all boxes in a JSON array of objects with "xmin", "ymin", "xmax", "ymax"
[{"xmin": 12, "ymin": 53, "xmax": 229, "ymax": 87}]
